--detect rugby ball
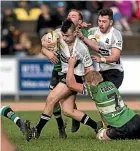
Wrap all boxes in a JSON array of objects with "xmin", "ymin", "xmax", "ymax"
[{"xmin": 45, "ymin": 31, "xmax": 59, "ymax": 52}]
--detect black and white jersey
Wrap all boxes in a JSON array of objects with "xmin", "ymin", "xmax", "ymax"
[
  {"xmin": 88, "ymin": 27, "xmax": 123, "ymax": 72},
  {"xmin": 56, "ymin": 30, "xmax": 93, "ymax": 76}
]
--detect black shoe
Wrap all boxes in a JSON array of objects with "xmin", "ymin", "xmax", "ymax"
[
  {"xmin": 95, "ymin": 121, "xmax": 104, "ymax": 134},
  {"xmin": 71, "ymin": 119, "xmax": 80, "ymax": 133},
  {"xmin": 58, "ymin": 126, "xmax": 67, "ymax": 139},
  {"xmin": 20, "ymin": 120, "xmax": 32, "ymax": 142},
  {"xmin": 31, "ymin": 127, "xmax": 40, "ymax": 139}
]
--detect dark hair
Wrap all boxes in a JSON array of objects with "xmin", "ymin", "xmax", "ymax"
[
  {"xmin": 69, "ymin": 9, "xmax": 83, "ymax": 21},
  {"xmin": 98, "ymin": 8, "xmax": 113, "ymax": 20},
  {"xmin": 61, "ymin": 19, "xmax": 76, "ymax": 33}
]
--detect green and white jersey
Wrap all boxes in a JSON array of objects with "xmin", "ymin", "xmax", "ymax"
[
  {"xmin": 53, "ymin": 28, "xmax": 92, "ymax": 72},
  {"xmin": 83, "ymin": 81, "xmax": 135, "ymax": 127}
]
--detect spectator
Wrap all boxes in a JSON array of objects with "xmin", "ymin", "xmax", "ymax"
[
  {"xmin": 13, "ymin": 32, "xmax": 32, "ymax": 57},
  {"xmin": 116, "ymin": 0, "xmax": 133, "ymax": 35},
  {"xmin": 52, "ymin": 2, "xmax": 67, "ymax": 28},
  {"xmin": 2, "ymin": 9, "xmax": 18, "ymax": 30},
  {"xmin": 86, "ymin": 1, "xmax": 103, "ymax": 26},
  {"xmin": 36, "ymin": 3, "xmax": 54, "ymax": 37},
  {"xmin": 1, "ymin": 28, "xmax": 14, "ymax": 55}
]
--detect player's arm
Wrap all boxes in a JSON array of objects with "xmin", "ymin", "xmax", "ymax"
[
  {"xmin": 66, "ymin": 57, "xmax": 83, "ymax": 93},
  {"xmin": 41, "ymin": 34, "xmax": 59, "ymax": 64},
  {"xmin": 92, "ymin": 48, "xmax": 121, "ymax": 63},
  {"xmin": 76, "ymin": 29, "xmax": 99, "ymax": 52},
  {"xmin": 92, "ymin": 31, "xmax": 122, "ymax": 63}
]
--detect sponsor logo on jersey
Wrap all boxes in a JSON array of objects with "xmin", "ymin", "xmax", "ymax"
[
  {"xmin": 116, "ymin": 41, "xmax": 122, "ymax": 47},
  {"xmin": 95, "ymin": 34, "xmax": 100, "ymax": 39},
  {"xmin": 105, "ymin": 38, "xmax": 109, "ymax": 44}
]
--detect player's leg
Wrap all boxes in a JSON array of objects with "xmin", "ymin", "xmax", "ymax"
[
  {"xmin": 53, "ymin": 103, "xmax": 67, "ymax": 138},
  {"xmin": 1, "ymin": 128, "xmax": 18, "ymax": 151},
  {"xmin": 31, "ymin": 82, "xmax": 71, "ymax": 139},
  {"xmin": 0, "ymin": 106, "xmax": 31, "ymax": 141},
  {"xmin": 49, "ymin": 70, "xmax": 66, "ymax": 138},
  {"xmin": 59, "ymin": 72, "xmax": 81, "ymax": 133},
  {"xmin": 60, "ymin": 95, "xmax": 98, "ymax": 132},
  {"xmin": 71, "ymin": 99, "xmax": 80, "ymax": 133}
]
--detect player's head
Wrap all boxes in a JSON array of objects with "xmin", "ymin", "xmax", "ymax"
[
  {"xmin": 61, "ymin": 19, "xmax": 76, "ymax": 45},
  {"xmin": 84, "ymin": 71, "xmax": 103, "ymax": 86},
  {"xmin": 67, "ymin": 9, "xmax": 83, "ymax": 26},
  {"xmin": 98, "ymin": 8, "xmax": 113, "ymax": 33}
]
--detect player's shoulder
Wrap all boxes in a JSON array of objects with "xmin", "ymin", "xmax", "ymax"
[
  {"xmin": 55, "ymin": 28, "xmax": 61, "ymax": 32},
  {"xmin": 88, "ymin": 27, "xmax": 99, "ymax": 34},
  {"xmin": 112, "ymin": 27, "xmax": 122, "ymax": 39}
]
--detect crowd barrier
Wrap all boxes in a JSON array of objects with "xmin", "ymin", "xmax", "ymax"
[{"xmin": 1, "ymin": 56, "xmax": 140, "ymax": 100}]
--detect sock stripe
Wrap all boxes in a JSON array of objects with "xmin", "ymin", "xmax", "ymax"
[
  {"xmin": 41, "ymin": 115, "xmax": 50, "ymax": 120},
  {"xmin": 54, "ymin": 115, "xmax": 61, "ymax": 118},
  {"xmin": 14, "ymin": 117, "xmax": 20, "ymax": 123},
  {"xmin": 84, "ymin": 116, "xmax": 89, "ymax": 124}
]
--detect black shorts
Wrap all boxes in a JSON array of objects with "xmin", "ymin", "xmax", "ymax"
[
  {"xmin": 59, "ymin": 72, "xmax": 83, "ymax": 94},
  {"xmin": 49, "ymin": 70, "xmax": 60, "ymax": 90},
  {"xmin": 100, "ymin": 69, "xmax": 124, "ymax": 89},
  {"xmin": 106, "ymin": 114, "xmax": 140, "ymax": 140}
]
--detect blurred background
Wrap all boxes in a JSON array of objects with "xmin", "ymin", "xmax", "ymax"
[{"xmin": 1, "ymin": 0, "xmax": 140, "ymax": 102}]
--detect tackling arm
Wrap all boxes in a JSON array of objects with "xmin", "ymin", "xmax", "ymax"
[{"xmin": 66, "ymin": 57, "xmax": 83, "ymax": 93}]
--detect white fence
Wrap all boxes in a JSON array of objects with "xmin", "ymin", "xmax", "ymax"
[{"xmin": 1, "ymin": 56, "xmax": 140, "ymax": 99}]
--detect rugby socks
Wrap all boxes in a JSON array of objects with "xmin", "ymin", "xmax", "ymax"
[
  {"xmin": 53, "ymin": 112, "xmax": 65, "ymax": 129},
  {"xmin": 80, "ymin": 114, "xmax": 97, "ymax": 130},
  {"xmin": 36, "ymin": 113, "xmax": 51, "ymax": 134},
  {"xmin": 0, "ymin": 106, "xmax": 22, "ymax": 128}
]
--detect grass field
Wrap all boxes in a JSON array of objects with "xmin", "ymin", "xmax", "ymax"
[{"xmin": 2, "ymin": 111, "xmax": 140, "ymax": 151}]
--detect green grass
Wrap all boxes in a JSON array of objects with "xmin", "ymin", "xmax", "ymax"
[{"xmin": 2, "ymin": 111, "xmax": 140, "ymax": 151}]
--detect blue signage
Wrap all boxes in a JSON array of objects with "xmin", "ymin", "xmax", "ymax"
[{"xmin": 19, "ymin": 59, "xmax": 53, "ymax": 92}]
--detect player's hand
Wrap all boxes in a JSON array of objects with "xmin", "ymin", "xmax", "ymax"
[
  {"xmin": 68, "ymin": 56, "xmax": 76, "ymax": 67},
  {"xmin": 76, "ymin": 28, "xmax": 84, "ymax": 40},
  {"xmin": 42, "ymin": 47, "xmax": 59, "ymax": 64},
  {"xmin": 41, "ymin": 34, "xmax": 57, "ymax": 51},
  {"xmin": 79, "ymin": 22, "xmax": 91, "ymax": 28},
  {"xmin": 92, "ymin": 55, "xmax": 101, "ymax": 63}
]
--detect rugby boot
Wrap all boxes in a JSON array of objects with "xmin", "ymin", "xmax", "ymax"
[
  {"xmin": 31, "ymin": 127, "xmax": 40, "ymax": 139},
  {"xmin": 20, "ymin": 120, "xmax": 32, "ymax": 142},
  {"xmin": 58, "ymin": 125, "xmax": 67, "ymax": 139}
]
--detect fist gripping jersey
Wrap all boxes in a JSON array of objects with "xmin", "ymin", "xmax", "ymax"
[
  {"xmin": 83, "ymin": 81, "xmax": 135, "ymax": 127},
  {"xmin": 56, "ymin": 29, "xmax": 93, "ymax": 76},
  {"xmin": 88, "ymin": 27, "xmax": 123, "ymax": 72}
]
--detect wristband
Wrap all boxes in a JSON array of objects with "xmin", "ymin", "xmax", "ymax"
[{"xmin": 101, "ymin": 57, "xmax": 106, "ymax": 63}]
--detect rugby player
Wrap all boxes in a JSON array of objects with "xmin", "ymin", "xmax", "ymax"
[
  {"xmin": 66, "ymin": 56, "xmax": 140, "ymax": 140},
  {"xmin": 77, "ymin": 8, "xmax": 124, "ymax": 89},
  {"xmin": 0, "ymin": 106, "xmax": 31, "ymax": 142},
  {"xmin": 29, "ymin": 19, "xmax": 101, "ymax": 140},
  {"xmin": 37, "ymin": 9, "xmax": 93, "ymax": 138}
]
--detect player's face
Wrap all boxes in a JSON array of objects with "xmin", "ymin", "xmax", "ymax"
[
  {"xmin": 61, "ymin": 29, "xmax": 76, "ymax": 45},
  {"xmin": 98, "ymin": 15, "xmax": 113, "ymax": 33},
  {"xmin": 67, "ymin": 11, "xmax": 82, "ymax": 26}
]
